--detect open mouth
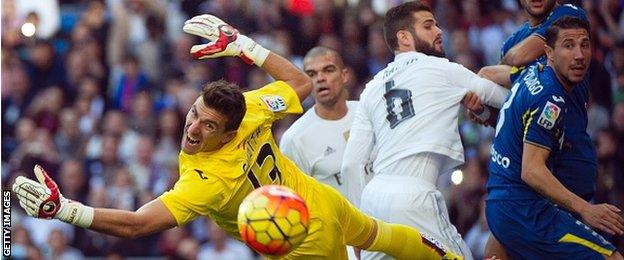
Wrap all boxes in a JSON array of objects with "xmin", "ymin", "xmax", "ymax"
[
  {"xmin": 317, "ymin": 87, "xmax": 330, "ymax": 95},
  {"xmin": 186, "ymin": 135, "xmax": 200, "ymax": 145}
]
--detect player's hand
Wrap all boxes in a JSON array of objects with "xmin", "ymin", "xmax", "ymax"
[
  {"xmin": 461, "ymin": 91, "xmax": 484, "ymax": 114},
  {"xmin": 12, "ymin": 165, "xmax": 94, "ymax": 227},
  {"xmin": 182, "ymin": 14, "xmax": 269, "ymax": 66},
  {"xmin": 579, "ymin": 203, "xmax": 624, "ymax": 235},
  {"xmin": 12, "ymin": 165, "xmax": 65, "ymax": 219},
  {"xmin": 462, "ymin": 91, "xmax": 493, "ymax": 127}
]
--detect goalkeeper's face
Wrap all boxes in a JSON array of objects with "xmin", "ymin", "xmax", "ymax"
[
  {"xmin": 409, "ymin": 11, "xmax": 444, "ymax": 57},
  {"xmin": 181, "ymin": 97, "xmax": 233, "ymax": 154}
]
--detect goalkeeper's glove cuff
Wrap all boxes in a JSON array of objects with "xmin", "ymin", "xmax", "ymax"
[
  {"xmin": 56, "ymin": 200, "xmax": 94, "ymax": 228},
  {"xmin": 237, "ymin": 35, "xmax": 270, "ymax": 67}
]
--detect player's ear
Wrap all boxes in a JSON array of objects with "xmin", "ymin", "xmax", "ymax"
[
  {"xmin": 544, "ymin": 44, "xmax": 554, "ymax": 63},
  {"xmin": 397, "ymin": 30, "xmax": 413, "ymax": 50},
  {"xmin": 221, "ymin": 130, "xmax": 237, "ymax": 144},
  {"xmin": 340, "ymin": 68, "xmax": 349, "ymax": 85}
]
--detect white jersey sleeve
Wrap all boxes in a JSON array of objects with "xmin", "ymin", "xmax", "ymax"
[
  {"xmin": 446, "ymin": 62, "xmax": 509, "ymax": 109},
  {"xmin": 341, "ymin": 103, "xmax": 374, "ymax": 207}
]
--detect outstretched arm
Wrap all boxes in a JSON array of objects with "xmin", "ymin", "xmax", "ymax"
[
  {"xmin": 90, "ymin": 199, "xmax": 177, "ymax": 239},
  {"xmin": 13, "ymin": 165, "xmax": 177, "ymax": 239},
  {"xmin": 182, "ymin": 14, "xmax": 312, "ymax": 101}
]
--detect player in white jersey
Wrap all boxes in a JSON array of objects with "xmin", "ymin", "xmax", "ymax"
[
  {"xmin": 279, "ymin": 46, "xmax": 361, "ymax": 260},
  {"xmin": 341, "ymin": 2, "xmax": 509, "ymax": 259},
  {"xmin": 280, "ymin": 46, "xmax": 361, "ymax": 196}
]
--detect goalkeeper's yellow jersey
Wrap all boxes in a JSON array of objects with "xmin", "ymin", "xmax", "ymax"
[{"xmin": 159, "ymin": 81, "xmax": 317, "ymax": 239}]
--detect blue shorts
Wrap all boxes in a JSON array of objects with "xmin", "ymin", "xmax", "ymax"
[{"xmin": 486, "ymin": 199, "xmax": 615, "ymax": 259}]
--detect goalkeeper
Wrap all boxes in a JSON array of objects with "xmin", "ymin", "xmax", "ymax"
[{"xmin": 13, "ymin": 14, "xmax": 460, "ymax": 260}]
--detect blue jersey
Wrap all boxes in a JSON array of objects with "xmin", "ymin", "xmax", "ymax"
[
  {"xmin": 488, "ymin": 65, "xmax": 567, "ymax": 200},
  {"xmin": 553, "ymin": 76, "xmax": 596, "ymax": 201},
  {"xmin": 500, "ymin": 4, "xmax": 588, "ymax": 65},
  {"xmin": 502, "ymin": 4, "xmax": 596, "ymax": 201}
]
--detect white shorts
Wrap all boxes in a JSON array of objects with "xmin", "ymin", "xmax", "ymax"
[{"xmin": 360, "ymin": 174, "xmax": 473, "ymax": 259}]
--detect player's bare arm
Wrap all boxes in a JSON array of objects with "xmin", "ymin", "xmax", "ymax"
[
  {"xmin": 90, "ymin": 199, "xmax": 176, "ymax": 238},
  {"xmin": 261, "ymin": 53, "xmax": 312, "ymax": 102},
  {"xmin": 478, "ymin": 65, "xmax": 514, "ymax": 88},
  {"xmin": 521, "ymin": 143, "xmax": 624, "ymax": 235},
  {"xmin": 500, "ymin": 36, "xmax": 546, "ymax": 66},
  {"xmin": 12, "ymin": 165, "xmax": 177, "ymax": 238}
]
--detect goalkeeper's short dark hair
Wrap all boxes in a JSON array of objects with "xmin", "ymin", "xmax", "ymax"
[
  {"xmin": 545, "ymin": 16, "xmax": 591, "ymax": 48},
  {"xmin": 201, "ymin": 80, "xmax": 246, "ymax": 131},
  {"xmin": 383, "ymin": 1, "xmax": 432, "ymax": 51}
]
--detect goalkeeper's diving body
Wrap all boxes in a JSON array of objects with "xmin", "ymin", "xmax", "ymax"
[{"xmin": 12, "ymin": 14, "xmax": 461, "ymax": 259}]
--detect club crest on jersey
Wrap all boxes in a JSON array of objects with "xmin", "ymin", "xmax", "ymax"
[
  {"xmin": 261, "ymin": 95, "xmax": 287, "ymax": 112},
  {"xmin": 537, "ymin": 101, "xmax": 560, "ymax": 130}
]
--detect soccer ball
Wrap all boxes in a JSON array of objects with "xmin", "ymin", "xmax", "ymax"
[{"xmin": 238, "ymin": 185, "xmax": 310, "ymax": 256}]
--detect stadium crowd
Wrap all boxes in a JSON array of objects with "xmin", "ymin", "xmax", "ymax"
[{"xmin": 2, "ymin": 0, "xmax": 623, "ymax": 258}]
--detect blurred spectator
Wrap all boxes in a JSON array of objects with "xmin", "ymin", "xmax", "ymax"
[
  {"xmin": 85, "ymin": 134, "xmax": 125, "ymax": 189},
  {"xmin": 137, "ymin": 14, "xmax": 169, "ymax": 84},
  {"xmin": 107, "ymin": 166, "xmax": 139, "ymax": 211},
  {"xmin": 128, "ymin": 91, "xmax": 157, "ymax": 136},
  {"xmin": 58, "ymin": 159, "xmax": 89, "ymax": 202},
  {"xmin": 128, "ymin": 134, "xmax": 158, "ymax": 194},
  {"xmin": 2, "ymin": 62, "xmax": 32, "ymax": 161},
  {"xmin": 9, "ymin": 126, "xmax": 61, "ymax": 177},
  {"xmin": 111, "ymin": 55, "xmax": 150, "ymax": 113},
  {"xmin": 11, "ymin": 224, "xmax": 43, "ymax": 260},
  {"xmin": 366, "ymin": 24, "xmax": 392, "ymax": 75},
  {"xmin": 44, "ymin": 228, "xmax": 85, "ymax": 260},
  {"xmin": 153, "ymin": 108, "xmax": 182, "ymax": 166},
  {"xmin": 176, "ymin": 237, "xmax": 200, "ymax": 260},
  {"xmin": 247, "ymin": 68, "xmax": 271, "ymax": 90},
  {"xmin": 65, "ymin": 41, "xmax": 107, "ymax": 94},
  {"xmin": 54, "ymin": 108, "xmax": 87, "ymax": 161},
  {"xmin": 198, "ymin": 222, "xmax": 254, "ymax": 260},
  {"xmin": 587, "ymin": 97, "xmax": 611, "ymax": 138},
  {"xmin": 158, "ymin": 227, "xmax": 188, "ymax": 257},
  {"xmin": 26, "ymin": 40, "xmax": 67, "ymax": 94},
  {"xmin": 75, "ymin": 76, "xmax": 106, "ymax": 134},
  {"xmin": 82, "ymin": 0, "xmax": 110, "ymax": 45},
  {"xmin": 341, "ymin": 14, "xmax": 368, "ymax": 85},
  {"xmin": 26, "ymin": 86, "xmax": 64, "ymax": 133},
  {"xmin": 22, "ymin": 216, "xmax": 74, "ymax": 251},
  {"xmin": 100, "ymin": 110, "xmax": 140, "ymax": 161}
]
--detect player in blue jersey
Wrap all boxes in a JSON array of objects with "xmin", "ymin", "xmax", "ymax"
[
  {"xmin": 476, "ymin": 1, "xmax": 606, "ymax": 257},
  {"xmin": 485, "ymin": 17, "xmax": 623, "ymax": 259},
  {"xmin": 500, "ymin": 1, "xmax": 587, "ymax": 66},
  {"xmin": 499, "ymin": 1, "xmax": 597, "ymax": 202},
  {"xmin": 485, "ymin": 0, "xmax": 596, "ymax": 202}
]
